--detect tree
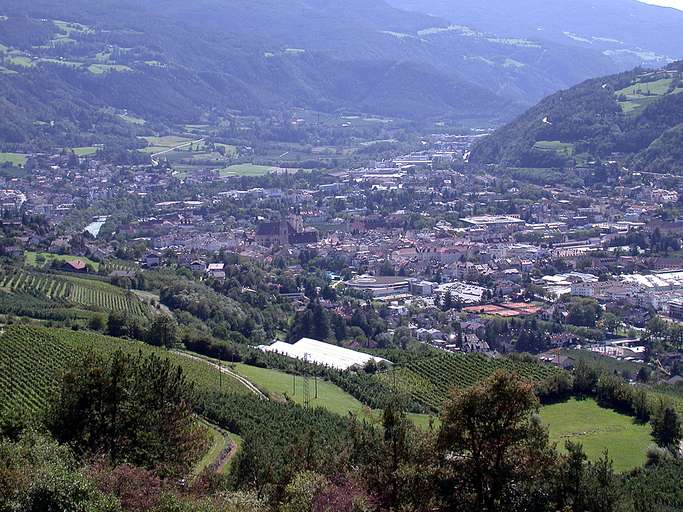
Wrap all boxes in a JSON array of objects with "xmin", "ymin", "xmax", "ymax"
[
  {"xmin": 651, "ymin": 402, "xmax": 682, "ymax": 452},
  {"xmin": 49, "ymin": 351, "xmax": 205, "ymax": 477},
  {"xmin": 147, "ymin": 314, "xmax": 180, "ymax": 348},
  {"xmin": 567, "ymin": 298, "xmax": 602, "ymax": 328},
  {"xmin": 437, "ymin": 371, "xmax": 555, "ymax": 512}
]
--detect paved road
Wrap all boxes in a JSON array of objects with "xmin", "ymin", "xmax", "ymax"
[{"xmin": 151, "ymin": 138, "xmax": 204, "ymax": 165}]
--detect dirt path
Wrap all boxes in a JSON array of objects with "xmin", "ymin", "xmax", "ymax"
[{"xmin": 173, "ymin": 351, "xmax": 268, "ymax": 400}]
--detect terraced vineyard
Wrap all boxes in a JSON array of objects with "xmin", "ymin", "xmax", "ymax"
[
  {"xmin": 0, "ymin": 270, "xmax": 149, "ymax": 317},
  {"xmin": 381, "ymin": 352, "xmax": 560, "ymax": 412},
  {"xmin": 0, "ymin": 325, "xmax": 250, "ymax": 414}
]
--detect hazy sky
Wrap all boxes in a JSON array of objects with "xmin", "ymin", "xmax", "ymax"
[{"xmin": 639, "ymin": 0, "xmax": 683, "ymax": 10}]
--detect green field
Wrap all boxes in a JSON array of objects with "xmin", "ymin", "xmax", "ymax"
[
  {"xmin": 219, "ymin": 164, "xmax": 282, "ymax": 176},
  {"xmin": 143, "ymin": 135, "xmax": 195, "ymax": 148},
  {"xmin": 0, "ymin": 152, "xmax": 28, "ymax": 167},
  {"xmin": 7, "ymin": 55, "xmax": 34, "ymax": 67},
  {"xmin": 231, "ymin": 363, "xmax": 365, "ymax": 416},
  {"xmin": 25, "ymin": 251, "xmax": 100, "ymax": 270},
  {"xmin": 87, "ymin": 63, "xmax": 132, "ymax": 74},
  {"xmin": 616, "ymin": 77, "xmax": 677, "ymax": 115},
  {"xmin": 533, "ymin": 140, "xmax": 574, "ymax": 157},
  {"xmin": 616, "ymin": 78, "xmax": 673, "ymax": 98},
  {"xmin": 539, "ymin": 398, "xmax": 652, "ymax": 472},
  {"xmin": 0, "ymin": 326, "xmax": 250, "ymax": 414},
  {"xmin": 72, "ymin": 146, "xmax": 99, "ymax": 156},
  {"xmin": 118, "ymin": 113, "xmax": 146, "ymax": 125}
]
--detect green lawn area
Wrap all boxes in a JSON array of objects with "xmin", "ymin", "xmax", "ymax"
[
  {"xmin": 539, "ymin": 398, "xmax": 652, "ymax": 472},
  {"xmin": 533, "ymin": 140, "xmax": 574, "ymax": 157},
  {"xmin": 219, "ymin": 164, "xmax": 281, "ymax": 176},
  {"xmin": 618, "ymin": 96, "xmax": 661, "ymax": 115},
  {"xmin": 118, "ymin": 114, "xmax": 146, "ymax": 125},
  {"xmin": 25, "ymin": 251, "xmax": 100, "ymax": 271},
  {"xmin": 7, "ymin": 55, "xmax": 34, "ymax": 67},
  {"xmin": 408, "ymin": 413, "xmax": 440, "ymax": 430},
  {"xmin": 143, "ymin": 135, "xmax": 195, "ymax": 148},
  {"xmin": 73, "ymin": 146, "xmax": 98, "ymax": 156},
  {"xmin": 231, "ymin": 363, "xmax": 365, "ymax": 416},
  {"xmin": 87, "ymin": 63, "xmax": 132, "ymax": 74},
  {"xmin": 0, "ymin": 152, "xmax": 28, "ymax": 167},
  {"xmin": 616, "ymin": 77, "xmax": 673, "ymax": 98}
]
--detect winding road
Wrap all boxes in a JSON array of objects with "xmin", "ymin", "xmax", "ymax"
[{"xmin": 173, "ymin": 351, "xmax": 268, "ymax": 400}]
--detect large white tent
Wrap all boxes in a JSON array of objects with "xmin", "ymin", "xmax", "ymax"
[{"xmin": 260, "ymin": 337, "xmax": 391, "ymax": 371}]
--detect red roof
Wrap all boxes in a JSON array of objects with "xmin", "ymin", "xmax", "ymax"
[{"xmin": 66, "ymin": 259, "xmax": 87, "ymax": 270}]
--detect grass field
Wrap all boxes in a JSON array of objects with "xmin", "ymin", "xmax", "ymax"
[
  {"xmin": 87, "ymin": 64, "xmax": 132, "ymax": 74},
  {"xmin": 219, "ymin": 164, "xmax": 282, "ymax": 176},
  {"xmin": 539, "ymin": 398, "xmax": 652, "ymax": 471},
  {"xmin": 231, "ymin": 363, "xmax": 365, "ymax": 416},
  {"xmin": 616, "ymin": 78, "xmax": 673, "ymax": 98},
  {"xmin": 118, "ymin": 114, "xmax": 146, "ymax": 125},
  {"xmin": 143, "ymin": 135, "xmax": 194, "ymax": 148},
  {"xmin": 533, "ymin": 140, "xmax": 574, "ymax": 157},
  {"xmin": 616, "ymin": 77, "xmax": 676, "ymax": 115},
  {"xmin": 73, "ymin": 146, "xmax": 99, "ymax": 156},
  {"xmin": 25, "ymin": 251, "xmax": 100, "ymax": 271},
  {"xmin": 0, "ymin": 152, "xmax": 28, "ymax": 167}
]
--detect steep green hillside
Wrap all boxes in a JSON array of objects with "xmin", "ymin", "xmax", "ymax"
[
  {"xmin": 0, "ymin": 325, "xmax": 249, "ymax": 414},
  {"xmin": 471, "ymin": 61, "xmax": 683, "ymax": 172}
]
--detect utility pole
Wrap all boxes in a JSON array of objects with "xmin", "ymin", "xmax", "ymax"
[{"xmin": 303, "ymin": 353, "xmax": 311, "ymax": 408}]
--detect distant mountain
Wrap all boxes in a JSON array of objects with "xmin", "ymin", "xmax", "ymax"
[
  {"xmin": 0, "ymin": 0, "xmax": 667, "ymax": 149},
  {"xmin": 470, "ymin": 61, "xmax": 683, "ymax": 174},
  {"xmin": 389, "ymin": 0, "xmax": 683, "ymax": 68}
]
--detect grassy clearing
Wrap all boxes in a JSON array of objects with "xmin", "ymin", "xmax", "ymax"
[
  {"xmin": 231, "ymin": 363, "xmax": 365, "ymax": 416},
  {"xmin": 7, "ymin": 56, "xmax": 34, "ymax": 67},
  {"xmin": 0, "ymin": 152, "xmax": 28, "ymax": 167},
  {"xmin": 73, "ymin": 146, "xmax": 98, "ymax": 156},
  {"xmin": 219, "ymin": 164, "xmax": 280, "ymax": 177},
  {"xmin": 118, "ymin": 114, "xmax": 145, "ymax": 125},
  {"xmin": 533, "ymin": 140, "xmax": 574, "ymax": 157},
  {"xmin": 619, "ymin": 96, "xmax": 661, "ymax": 115},
  {"xmin": 143, "ymin": 135, "xmax": 194, "ymax": 148},
  {"xmin": 88, "ymin": 63, "xmax": 132, "ymax": 74},
  {"xmin": 539, "ymin": 398, "xmax": 652, "ymax": 472},
  {"xmin": 25, "ymin": 251, "xmax": 100, "ymax": 271},
  {"xmin": 616, "ymin": 78, "xmax": 673, "ymax": 98}
]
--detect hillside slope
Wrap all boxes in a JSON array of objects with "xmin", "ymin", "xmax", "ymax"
[
  {"xmin": 0, "ymin": 0, "xmax": 632, "ymax": 150},
  {"xmin": 470, "ymin": 61, "xmax": 683, "ymax": 173},
  {"xmin": 390, "ymin": 0, "xmax": 683, "ymax": 67}
]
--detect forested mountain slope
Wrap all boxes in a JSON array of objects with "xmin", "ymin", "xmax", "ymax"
[
  {"xmin": 0, "ymin": 0, "xmax": 635, "ymax": 150},
  {"xmin": 470, "ymin": 61, "xmax": 683, "ymax": 174}
]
